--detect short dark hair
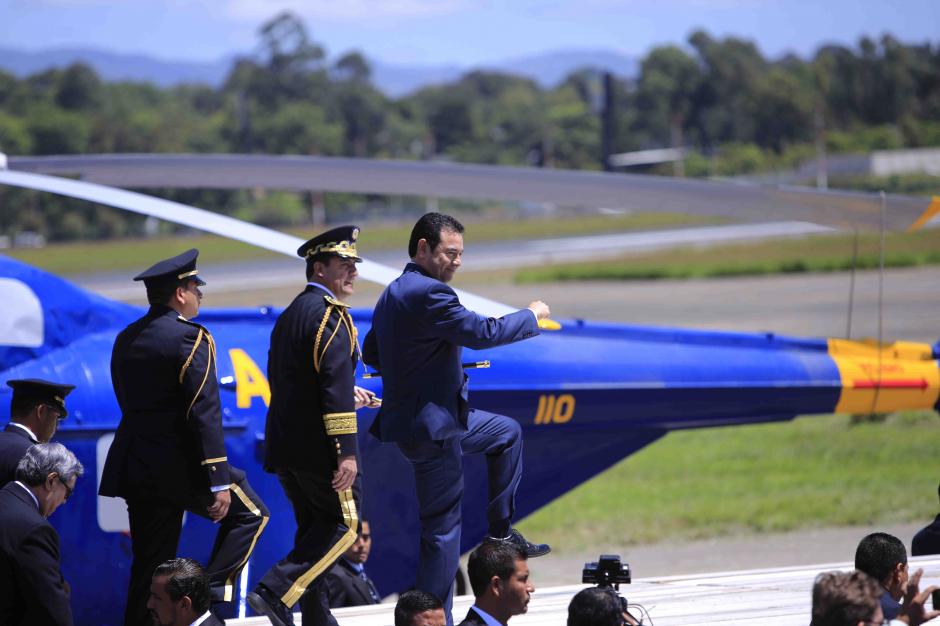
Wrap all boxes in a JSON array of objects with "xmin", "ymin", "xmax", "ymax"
[
  {"xmin": 10, "ymin": 397, "xmax": 38, "ymax": 420},
  {"xmin": 854, "ymin": 532, "xmax": 907, "ymax": 584},
  {"xmin": 305, "ymin": 252, "xmax": 340, "ymax": 281},
  {"xmin": 408, "ymin": 213, "xmax": 464, "ymax": 258},
  {"xmin": 145, "ymin": 278, "xmax": 188, "ymax": 306},
  {"xmin": 394, "ymin": 590, "xmax": 442, "ymax": 626},
  {"xmin": 811, "ymin": 570, "xmax": 882, "ymax": 626},
  {"xmin": 153, "ymin": 558, "xmax": 211, "ymax": 615},
  {"xmin": 467, "ymin": 540, "xmax": 527, "ymax": 598},
  {"xmin": 567, "ymin": 587, "xmax": 622, "ymax": 626}
]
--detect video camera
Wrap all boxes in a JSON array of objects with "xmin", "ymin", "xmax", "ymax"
[
  {"xmin": 582, "ymin": 555, "xmax": 639, "ymax": 625},
  {"xmin": 582, "ymin": 554, "xmax": 631, "ymax": 589}
]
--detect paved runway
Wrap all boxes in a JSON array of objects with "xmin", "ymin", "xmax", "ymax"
[{"xmin": 81, "ymin": 263, "xmax": 939, "ymax": 345}]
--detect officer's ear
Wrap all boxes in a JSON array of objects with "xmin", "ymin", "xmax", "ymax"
[{"xmin": 178, "ymin": 594, "xmax": 193, "ymax": 612}]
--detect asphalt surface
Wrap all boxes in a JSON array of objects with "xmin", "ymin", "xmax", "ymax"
[{"xmin": 80, "ymin": 263, "xmax": 939, "ymax": 345}]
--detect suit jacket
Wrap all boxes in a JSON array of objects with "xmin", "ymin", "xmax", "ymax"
[
  {"xmin": 0, "ymin": 482, "xmax": 73, "ymax": 626},
  {"xmin": 456, "ymin": 607, "xmax": 488, "ymax": 626},
  {"xmin": 363, "ymin": 263, "xmax": 539, "ymax": 442},
  {"xmin": 912, "ymin": 514, "xmax": 940, "ymax": 556},
  {"xmin": 264, "ymin": 285, "xmax": 359, "ymax": 474},
  {"xmin": 100, "ymin": 305, "xmax": 231, "ymax": 500},
  {"xmin": 324, "ymin": 558, "xmax": 380, "ymax": 608},
  {"xmin": 0, "ymin": 423, "xmax": 36, "ymax": 486}
]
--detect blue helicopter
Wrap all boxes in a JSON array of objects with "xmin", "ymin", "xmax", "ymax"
[{"xmin": 0, "ymin": 157, "xmax": 938, "ymax": 625}]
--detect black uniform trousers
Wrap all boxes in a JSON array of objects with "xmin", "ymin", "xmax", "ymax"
[
  {"xmin": 258, "ymin": 468, "xmax": 361, "ymax": 626},
  {"xmin": 123, "ymin": 467, "xmax": 269, "ymax": 626}
]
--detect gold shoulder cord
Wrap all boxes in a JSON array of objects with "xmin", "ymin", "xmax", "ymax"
[
  {"xmin": 179, "ymin": 328, "xmax": 205, "ymax": 384},
  {"xmin": 313, "ymin": 304, "xmax": 336, "ymax": 373},
  {"xmin": 185, "ymin": 330, "xmax": 217, "ymax": 420}
]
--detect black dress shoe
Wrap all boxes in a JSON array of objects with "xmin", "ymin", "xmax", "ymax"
[
  {"xmin": 497, "ymin": 529, "xmax": 551, "ymax": 558},
  {"xmin": 247, "ymin": 585, "xmax": 295, "ymax": 626}
]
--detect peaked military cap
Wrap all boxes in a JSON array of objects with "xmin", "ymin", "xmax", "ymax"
[
  {"xmin": 7, "ymin": 379, "xmax": 76, "ymax": 417},
  {"xmin": 297, "ymin": 225, "xmax": 362, "ymax": 262},
  {"xmin": 133, "ymin": 248, "xmax": 206, "ymax": 287}
]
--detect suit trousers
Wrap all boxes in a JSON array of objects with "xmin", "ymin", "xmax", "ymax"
[
  {"xmin": 123, "ymin": 470, "xmax": 269, "ymax": 626},
  {"xmin": 396, "ymin": 408, "xmax": 522, "ymax": 626},
  {"xmin": 258, "ymin": 469, "xmax": 362, "ymax": 626}
]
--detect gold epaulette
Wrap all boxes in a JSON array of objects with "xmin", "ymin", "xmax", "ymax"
[
  {"xmin": 323, "ymin": 411, "xmax": 357, "ymax": 436},
  {"xmin": 324, "ymin": 295, "xmax": 350, "ymax": 308}
]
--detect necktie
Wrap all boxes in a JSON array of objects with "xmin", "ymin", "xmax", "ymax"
[{"xmin": 357, "ymin": 566, "xmax": 381, "ymax": 603}]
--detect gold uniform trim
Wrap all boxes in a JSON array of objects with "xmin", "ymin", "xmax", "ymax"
[
  {"xmin": 179, "ymin": 328, "xmax": 205, "ymax": 383},
  {"xmin": 281, "ymin": 488, "xmax": 359, "ymax": 607},
  {"xmin": 313, "ymin": 304, "xmax": 358, "ymax": 371},
  {"xmin": 223, "ymin": 482, "xmax": 269, "ymax": 602},
  {"xmin": 200, "ymin": 457, "xmax": 227, "ymax": 465},
  {"xmin": 324, "ymin": 295, "xmax": 350, "ymax": 308},
  {"xmin": 324, "ymin": 412, "xmax": 358, "ymax": 436},
  {"xmin": 177, "ymin": 269, "xmax": 199, "ymax": 280},
  {"xmin": 304, "ymin": 240, "xmax": 360, "ymax": 260},
  {"xmin": 185, "ymin": 332, "xmax": 217, "ymax": 420}
]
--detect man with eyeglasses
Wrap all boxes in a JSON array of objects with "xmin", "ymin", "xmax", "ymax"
[
  {"xmin": 0, "ymin": 442, "xmax": 84, "ymax": 625},
  {"xmin": 363, "ymin": 213, "xmax": 552, "ymax": 626},
  {"xmin": 0, "ymin": 379, "xmax": 75, "ymax": 486}
]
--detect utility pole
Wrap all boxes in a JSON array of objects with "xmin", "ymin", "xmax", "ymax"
[{"xmin": 601, "ymin": 72, "xmax": 616, "ymax": 172}]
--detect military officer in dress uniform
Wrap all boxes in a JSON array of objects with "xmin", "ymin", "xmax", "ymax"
[
  {"xmin": 0, "ymin": 379, "xmax": 75, "ymax": 486},
  {"xmin": 99, "ymin": 248, "xmax": 270, "ymax": 626},
  {"xmin": 248, "ymin": 226, "xmax": 376, "ymax": 626}
]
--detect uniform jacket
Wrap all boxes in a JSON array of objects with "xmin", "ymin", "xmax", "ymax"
[
  {"xmin": 456, "ymin": 607, "xmax": 488, "ymax": 626},
  {"xmin": 264, "ymin": 285, "xmax": 359, "ymax": 474},
  {"xmin": 100, "ymin": 305, "xmax": 231, "ymax": 499},
  {"xmin": 363, "ymin": 263, "xmax": 538, "ymax": 442},
  {"xmin": 0, "ymin": 423, "xmax": 36, "ymax": 486},
  {"xmin": 0, "ymin": 482, "xmax": 73, "ymax": 626},
  {"xmin": 324, "ymin": 558, "xmax": 381, "ymax": 608},
  {"xmin": 912, "ymin": 514, "xmax": 940, "ymax": 556}
]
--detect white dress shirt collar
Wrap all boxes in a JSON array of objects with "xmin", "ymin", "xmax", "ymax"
[
  {"xmin": 13, "ymin": 480, "xmax": 40, "ymax": 510},
  {"xmin": 190, "ymin": 610, "xmax": 212, "ymax": 626},
  {"xmin": 8, "ymin": 422, "xmax": 39, "ymax": 443}
]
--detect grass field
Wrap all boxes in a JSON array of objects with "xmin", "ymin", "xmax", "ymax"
[
  {"xmin": 515, "ymin": 228, "xmax": 940, "ymax": 283},
  {"xmin": 3, "ymin": 212, "xmax": 719, "ymax": 276},
  {"xmin": 516, "ymin": 411, "xmax": 940, "ymax": 551}
]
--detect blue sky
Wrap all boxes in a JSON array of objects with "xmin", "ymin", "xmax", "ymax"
[{"xmin": 1, "ymin": 0, "xmax": 937, "ymax": 66}]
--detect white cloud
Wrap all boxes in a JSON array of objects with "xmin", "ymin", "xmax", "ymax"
[{"xmin": 223, "ymin": 0, "xmax": 473, "ymax": 22}]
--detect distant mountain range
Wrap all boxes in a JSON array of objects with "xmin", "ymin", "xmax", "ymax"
[{"xmin": 0, "ymin": 47, "xmax": 638, "ymax": 97}]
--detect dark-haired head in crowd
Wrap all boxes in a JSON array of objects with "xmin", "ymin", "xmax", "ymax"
[
  {"xmin": 395, "ymin": 590, "xmax": 446, "ymax": 626},
  {"xmin": 458, "ymin": 541, "xmax": 532, "ymax": 626},
  {"xmin": 912, "ymin": 483, "xmax": 940, "ymax": 557},
  {"xmin": 567, "ymin": 587, "xmax": 623, "ymax": 626},
  {"xmin": 147, "ymin": 558, "xmax": 219, "ymax": 626},
  {"xmin": 855, "ymin": 532, "xmax": 908, "ymax": 621},
  {"xmin": 811, "ymin": 570, "xmax": 883, "ymax": 626}
]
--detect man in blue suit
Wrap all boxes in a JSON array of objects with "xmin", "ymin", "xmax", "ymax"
[{"xmin": 363, "ymin": 213, "xmax": 551, "ymax": 625}]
